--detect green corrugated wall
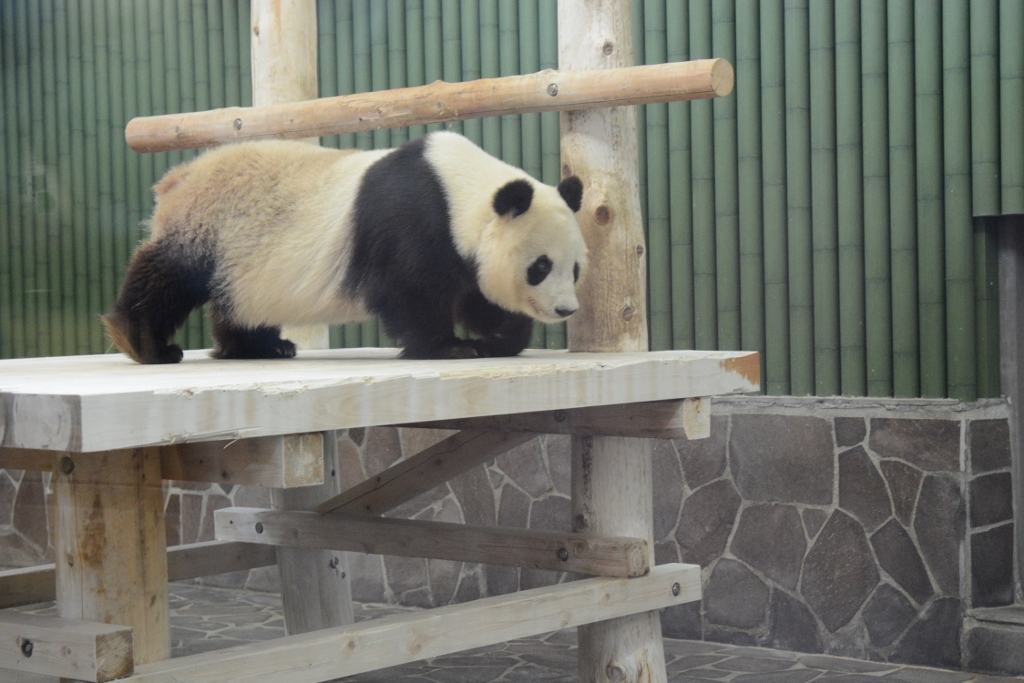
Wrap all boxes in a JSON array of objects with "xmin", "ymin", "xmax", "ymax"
[{"xmin": 1, "ymin": 0, "xmax": 1022, "ymax": 401}]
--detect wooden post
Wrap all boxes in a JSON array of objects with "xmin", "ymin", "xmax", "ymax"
[
  {"xmin": 52, "ymin": 449, "xmax": 169, "ymax": 669},
  {"xmin": 560, "ymin": 2, "xmax": 668, "ymax": 682},
  {"xmin": 251, "ymin": 0, "xmax": 354, "ymax": 634}
]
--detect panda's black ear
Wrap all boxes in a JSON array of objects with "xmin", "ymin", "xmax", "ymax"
[
  {"xmin": 557, "ymin": 175, "xmax": 583, "ymax": 212},
  {"xmin": 493, "ymin": 179, "xmax": 534, "ymax": 218}
]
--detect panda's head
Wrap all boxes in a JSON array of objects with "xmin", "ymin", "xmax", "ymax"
[{"xmin": 476, "ymin": 176, "xmax": 587, "ymax": 323}]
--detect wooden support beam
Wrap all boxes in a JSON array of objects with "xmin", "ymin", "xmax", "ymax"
[
  {"xmin": 117, "ymin": 563, "xmax": 699, "ymax": 683},
  {"xmin": 160, "ymin": 433, "xmax": 324, "ymax": 488},
  {"xmin": 0, "ymin": 541, "xmax": 277, "ymax": 610},
  {"xmin": 411, "ymin": 397, "xmax": 712, "ymax": 441},
  {"xmin": 248, "ymin": 0, "xmax": 354, "ymax": 638},
  {"xmin": 315, "ymin": 430, "xmax": 535, "ymax": 515},
  {"xmin": 124, "ymin": 59, "xmax": 733, "ymax": 153},
  {"xmin": 1, "ymin": 434, "xmax": 324, "ymax": 489},
  {"xmin": 52, "ymin": 449, "xmax": 170, "ymax": 665},
  {"xmin": 166, "ymin": 540, "xmax": 277, "ymax": 583},
  {"xmin": 216, "ymin": 507, "xmax": 649, "ymax": 578},
  {"xmin": 0, "ymin": 611, "xmax": 133, "ymax": 682}
]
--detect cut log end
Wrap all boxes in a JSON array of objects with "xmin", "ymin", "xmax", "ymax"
[{"xmin": 710, "ymin": 58, "xmax": 735, "ymax": 98}]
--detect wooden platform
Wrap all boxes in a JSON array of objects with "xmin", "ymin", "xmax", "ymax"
[
  {"xmin": 0, "ymin": 347, "xmax": 757, "ymax": 682},
  {"xmin": 0, "ymin": 348, "xmax": 758, "ymax": 452}
]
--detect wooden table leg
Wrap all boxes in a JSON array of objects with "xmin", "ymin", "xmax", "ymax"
[
  {"xmin": 51, "ymin": 448, "xmax": 170, "ymax": 668},
  {"xmin": 572, "ymin": 436, "xmax": 665, "ymax": 683},
  {"xmin": 272, "ymin": 433, "xmax": 354, "ymax": 634}
]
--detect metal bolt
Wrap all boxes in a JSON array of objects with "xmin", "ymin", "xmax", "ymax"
[
  {"xmin": 671, "ymin": 582, "xmax": 681, "ymax": 597},
  {"xmin": 255, "ymin": 522, "xmax": 264, "ymax": 534},
  {"xmin": 234, "ymin": 118, "xmax": 243, "ymax": 130},
  {"xmin": 553, "ymin": 409, "xmax": 567, "ymax": 423},
  {"xmin": 622, "ymin": 306, "xmax": 635, "ymax": 322},
  {"xmin": 59, "ymin": 456, "xmax": 75, "ymax": 475},
  {"xmin": 547, "ymin": 83, "xmax": 559, "ymax": 96},
  {"xmin": 557, "ymin": 547, "xmax": 569, "ymax": 562},
  {"xmin": 21, "ymin": 640, "xmax": 33, "ymax": 658},
  {"xmin": 602, "ymin": 41, "xmax": 615, "ymax": 56},
  {"xmin": 606, "ymin": 664, "xmax": 625, "ymax": 682}
]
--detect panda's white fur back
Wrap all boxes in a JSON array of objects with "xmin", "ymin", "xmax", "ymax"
[{"xmin": 151, "ymin": 141, "xmax": 389, "ymax": 328}]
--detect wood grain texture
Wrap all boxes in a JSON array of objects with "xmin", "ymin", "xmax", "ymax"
[
  {"xmin": 249, "ymin": 0, "xmax": 353, "ymax": 637},
  {"xmin": 52, "ymin": 449, "xmax": 170, "ymax": 666},
  {"xmin": 0, "ymin": 612, "xmax": 133, "ymax": 682},
  {"xmin": 0, "ymin": 542, "xmax": 276, "ymax": 610},
  {"xmin": 216, "ymin": 507, "xmax": 649, "ymax": 577},
  {"xmin": 0, "ymin": 348, "xmax": 757, "ymax": 453},
  {"xmin": 124, "ymin": 60, "xmax": 732, "ymax": 153},
  {"xmin": 119, "ymin": 563, "xmax": 700, "ymax": 683},
  {"xmin": 2, "ymin": 434, "xmax": 325, "ymax": 489},
  {"xmin": 160, "ymin": 433, "xmax": 324, "ymax": 487},
  {"xmin": 315, "ymin": 430, "xmax": 536, "ymax": 515},
  {"xmin": 560, "ymin": 1, "xmax": 670, "ymax": 681},
  {"xmin": 271, "ymin": 434, "xmax": 354, "ymax": 635},
  {"xmin": 409, "ymin": 397, "xmax": 715, "ymax": 440}
]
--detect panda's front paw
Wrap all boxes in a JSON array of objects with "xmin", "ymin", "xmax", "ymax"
[
  {"xmin": 400, "ymin": 339, "xmax": 480, "ymax": 360},
  {"xmin": 275, "ymin": 339, "xmax": 297, "ymax": 358},
  {"xmin": 444, "ymin": 343, "xmax": 481, "ymax": 359},
  {"xmin": 147, "ymin": 344, "xmax": 184, "ymax": 364}
]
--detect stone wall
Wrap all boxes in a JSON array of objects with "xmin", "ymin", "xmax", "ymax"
[{"xmin": 0, "ymin": 397, "xmax": 1015, "ymax": 671}]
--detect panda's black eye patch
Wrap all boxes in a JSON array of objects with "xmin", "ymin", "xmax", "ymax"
[
  {"xmin": 527, "ymin": 255, "xmax": 552, "ymax": 286},
  {"xmin": 573, "ymin": 262, "xmax": 580, "ymax": 283}
]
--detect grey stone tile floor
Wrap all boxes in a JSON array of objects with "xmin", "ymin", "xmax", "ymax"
[{"xmin": 6, "ymin": 582, "xmax": 1023, "ymax": 683}]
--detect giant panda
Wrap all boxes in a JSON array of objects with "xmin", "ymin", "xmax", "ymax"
[{"xmin": 103, "ymin": 131, "xmax": 587, "ymax": 363}]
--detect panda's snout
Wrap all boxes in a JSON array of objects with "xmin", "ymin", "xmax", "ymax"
[{"xmin": 555, "ymin": 306, "xmax": 577, "ymax": 319}]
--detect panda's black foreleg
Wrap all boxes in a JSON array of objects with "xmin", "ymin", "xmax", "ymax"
[
  {"xmin": 374, "ymin": 292, "xmax": 479, "ymax": 360},
  {"xmin": 103, "ymin": 239, "xmax": 212, "ymax": 364},
  {"xmin": 457, "ymin": 290, "xmax": 533, "ymax": 358},
  {"xmin": 209, "ymin": 308, "xmax": 297, "ymax": 360}
]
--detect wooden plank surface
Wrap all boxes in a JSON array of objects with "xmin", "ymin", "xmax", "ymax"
[
  {"xmin": 0, "ymin": 348, "xmax": 758, "ymax": 453},
  {"xmin": 0, "ymin": 611, "xmax": 133, "ymax": 682},
  {"xmin": 216, "ymin": 507, "xmax": 649, "ymax": 577},
  {"xmin": 120, "ymin": 563, "xmax": 700, "ymax": 683}
]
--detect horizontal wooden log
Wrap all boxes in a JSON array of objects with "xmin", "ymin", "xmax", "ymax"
[
  {"xmin": 0, "ymin": 541, "xmax": 276, "ymax": 609},
  {"xmin": 315, "ymin": 430, "xmax": 536, "ymax": 515},
  {"xmin": 0, "ymin": 611, "xmax": 133, "ymax": 682},
  {"xmin": 410, "ymin": 397, "xmax": 712, "ymax": 440},
  {"xmin": 0, "ymin": 434, "xmax": 323, "ymax": 489},
  {"xmin": 216, "ymin": 507, "xmax": 649, "ymax": 577},
  {"xmin": 125, "ymin": 59, "xmax": 733, "ymax": 152},
  {"xmin": 121, "ymin": 563, "xmax": 699, "ymax": 683}
]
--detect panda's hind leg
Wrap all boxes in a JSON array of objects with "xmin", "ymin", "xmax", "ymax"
[
  {"xmin": 103, "ymin": 239, "xmax": 212, "ymax": 364},
  {"xmin": 209, "ymin": 308, "xmax": 297, "ymax": 360}
]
